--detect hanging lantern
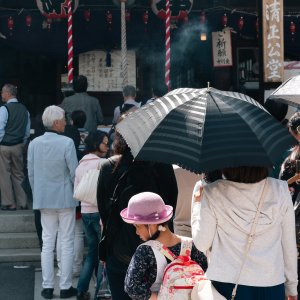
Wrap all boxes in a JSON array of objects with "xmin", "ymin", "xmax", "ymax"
[
  {"xmin": 199, "ymin": 11, "xmax": 206, "ymax": 25},
  {"xmin": 182, "ymin": 15, "xmax": 189, "ymax": 24},
  {"xmin": 84, "ymin": 9, "xmax": 91, "ymax": 22},
  {"xmin": 143, "ymin": 10, "xmax": 149, "ymax": 25},
  {"xmin": 46, "ymin": 17, "xmax": 52, "ymax": 31},
  {"xmin": 125, "ymin": 9, "xmax": 131, "ymax": 23},
  {"xmin": 255, "ymin": 17, "xmax": 259, "ymax": 38},
  {"xmin": 238, "ymin": 16, "xmax": 244, "ymax": 31},
  {"xmin": 106, "ymin": 10, "xmax": 113, "ymax": 25},
  {"xmin": 221, "ymin": 13, "xmax": 228, "ymax": 28},
  {"xmin": 290, "ymin": 21, "xmax": 296, "ymax": 42},
  {"xmin": 25, "ymin": 15, "xmax": 32, "ymax": 29},
  {"xmin": 290, "ymin": 21, "xmax": 296, "ymax": 35},
  {"xmin": 7, "ymin": 16, "xmax": 14, "ymax": 32},
  {"xmin": 151, "ymin": 0, "xmax": 193, "ymax": 22},
  {"xmin": 36, "ymin": 0, "xmax": 79, "ymax": 19}
]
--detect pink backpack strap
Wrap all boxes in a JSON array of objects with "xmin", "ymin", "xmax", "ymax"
[
  {"xmin": 179, "ymin": 236, "xmax": 193, "ymax": 256},
  {"xmin": 144, "ymin": 240, "xmax": 177, "ymax": 261}
]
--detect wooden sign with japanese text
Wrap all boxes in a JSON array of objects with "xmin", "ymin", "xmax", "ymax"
[
  {"xmin": 79, "ymin": 50, "xmax": 136, "ymax": 92},
  {"xmin": 262, "ymin": 0, "xmax": 284, "ymax": 82},
  {"xmin": 212, "ymin": 29, "xmax": 233, "ymax": 67}
]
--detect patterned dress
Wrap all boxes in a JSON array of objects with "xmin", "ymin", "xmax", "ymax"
[{"xmin": 125, "ymin": 242, "xmax": 208, "ymax": 300}]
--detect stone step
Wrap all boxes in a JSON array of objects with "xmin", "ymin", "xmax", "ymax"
[
  {"xmin": 0, "ymin": 248, "xmax": 40, "ymax": 264},
  {"xmin": 0, "ymin": 210, "xmax": 36, "ymax": 233},
  {"xmin": 0, "ymin": 232, "xmax": 40, "ymax": 249}
]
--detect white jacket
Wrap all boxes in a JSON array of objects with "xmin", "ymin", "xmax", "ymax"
[{"xmin": 191, "ymin": 177, "xmax": 298, "ymax": 296}]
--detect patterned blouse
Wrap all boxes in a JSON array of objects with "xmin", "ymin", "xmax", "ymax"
[{"xmin": 125, "ymin": 242, "xmax": 208, "ymax": 300}]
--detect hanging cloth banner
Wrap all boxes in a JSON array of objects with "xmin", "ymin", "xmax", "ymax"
[
  {"xmin": 36, "ymin": 0, "xmax": 79, "ymax": 18},
  {"xmin": 212, "ymin": 29, "xmax": 233, "ymax": 67},
  {"xmin": 262, "ymin": 0, "xmax": 284, "ymax": 82}
]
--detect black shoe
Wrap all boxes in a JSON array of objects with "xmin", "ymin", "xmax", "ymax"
[
  {"xmin": 77, "ymin": 291, "xmax": 90, "ymax": 300},
  {"xmin": 41, "ymin": 288, "xmax": 54, "ymax": 299},
  {"xmin": 60, "ymin": 286, "xmax": 77, "ymax": 298}
]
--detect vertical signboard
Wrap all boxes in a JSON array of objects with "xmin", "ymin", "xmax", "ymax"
[
  {"xmin": 262, "ymin": 0, "xmax": 284, "ymax": 82},
  {"xmin": 212, "ymin": 29, "xmax": 233, "ymax": 67}
]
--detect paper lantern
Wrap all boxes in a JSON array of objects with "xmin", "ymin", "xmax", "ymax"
[
  {"xmin": 7, "ymin": 16, "xmax": 14, "ymax": 31},
  {"xmin": 143, "ymin": 10, "xmax": 149, "ymax": 25},
  {"xmin": 84, "ymin": 9, "xmax": 91, "ymax": 22},
  {"xmin": 221, "ymin": 13, "xmax": 228, "ymax": 28},
  {"xmin": 238, "ymin": 16, "xmax": 244, "ymax": 31},
  {"xmin": 106, "ymin": 10, "xmax": 113, "ymax": 25},
  {"xmin": 126, "ymin": 10, "xmax": 131, "ymax": 23},
  {"xmin": 25, "ymin": 15, "xmax": 32, "ymax": 28},
  {"xmin": 199, "ymin": 11, "xmax": 206, "ymax": 25}
]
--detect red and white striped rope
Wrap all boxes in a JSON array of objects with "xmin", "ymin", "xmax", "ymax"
[
  {"xmin": 165, "ymin": 0, "xmax": 171, "ymax": 91},
  {"xmin": 67, "ymin": 0, "xmax": 73, "ymax": 83}
]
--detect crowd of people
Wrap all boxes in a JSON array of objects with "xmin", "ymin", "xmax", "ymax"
[{"xmin": 0, "ymin": 76, "xmax": 298, "ymax": 300}]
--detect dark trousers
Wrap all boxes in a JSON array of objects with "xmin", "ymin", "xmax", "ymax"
[
  {"xmin": 106, "ymin": 255, "xmax": 131, "ymax": 300},
  {"xmin": 212, "ymin": 281, "xmax": 285, "ymax": 300}
]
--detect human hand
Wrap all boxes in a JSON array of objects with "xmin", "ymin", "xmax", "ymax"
[
  {"xmin": 149, "ymin": 292, "xmax": 158, "ymax": 300},
  {"xmin": 287, "ymin": 295, "xmax": 298, "ymax": 300},
  {"xmin": 194, "ymin": 185, "xmax": 204, "ymax": 203}
]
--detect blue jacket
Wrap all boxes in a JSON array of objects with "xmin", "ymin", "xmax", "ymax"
[{"xmin": 28, "ymin": 132, "xmax": 78, "ymax": 209}]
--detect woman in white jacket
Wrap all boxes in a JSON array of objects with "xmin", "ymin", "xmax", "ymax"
[{"xmin": 192, "ymin": 166, "xmax": 298, "ymax": 300}]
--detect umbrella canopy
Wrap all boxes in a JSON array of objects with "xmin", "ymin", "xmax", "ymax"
[
  {"xmin": 116, "ymin": 88, "xmax": 295, "ymax": 174},
  {"xmin": 268, "ymin": 75, "xmax": 300, "ymax": 107}
]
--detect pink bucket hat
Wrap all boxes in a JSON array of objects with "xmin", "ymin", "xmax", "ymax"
[{"xmin": 120, "ymin": 192, "xmax": 173, "ymax": 224}]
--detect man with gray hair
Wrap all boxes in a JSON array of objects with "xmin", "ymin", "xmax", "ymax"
[
  {"xmin": 112, "ymin": 85, "xmax": 140, "ymax": 124},
  {"xmin": 28, "ymin": 105, "xmax": 78, "ymax": 299},
  {"xmin": 0, "ymin": 83, "xmax": 30, "ymax": 210}
]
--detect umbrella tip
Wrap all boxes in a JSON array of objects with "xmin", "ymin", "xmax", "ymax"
[{"xmin": 207, "ymin": 81, "xmax": 210, "ymax": 88}]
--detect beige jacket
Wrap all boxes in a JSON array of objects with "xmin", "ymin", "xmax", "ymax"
[{"xmin": 192, "ymin": 177, "xmax": 298, "ymax": 296}]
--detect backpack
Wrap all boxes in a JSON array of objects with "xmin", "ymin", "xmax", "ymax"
[
  {"xmin": 146, "ymin": 237, "xmax": 205, "ymax": 300},
  {"xmin": 99, "ymin": 161, "xmax": 161, "ymax": 263},
  {"xmin": 119, "ymin": 103, "xmax": 136, "ymax": 115}
]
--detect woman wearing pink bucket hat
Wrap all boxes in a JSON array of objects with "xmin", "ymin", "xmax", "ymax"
[{"xmin": 121, "ymin": 192, "xmax": 207, "ymax": 300}]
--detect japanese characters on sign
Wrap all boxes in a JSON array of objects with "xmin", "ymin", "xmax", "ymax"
[
  {"xmin": 262, "ymin": 0, "xmax": 284, "ymax": 82},
  {"xmin": 79, "ymin": 50, "xmax": 136, "ymax": 92},
  {"xmin": 212, "ymin": 29, "xmax": 233, "ymax": 67}
]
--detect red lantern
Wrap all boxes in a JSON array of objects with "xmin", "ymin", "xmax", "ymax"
[
  {"xmin": 46, "ymin": 18, "xmax": 52, "ymax": 31},
  {"xmin": 143, "ymin": 10, "xmax": 149, "ymax": 25},
  {"xmin": 199, "ymin": 11, "xmax": 206, "ymax": 25},
  {"xmin": 106, "ymin": 10, "xmax": 113, "ymax": 25},
  {"xmin": 290, "ymin": 21, "xmax": 296, "ymax": 42},
  {"xmin": 255, "ymin": 17, "xmax": 259, "ymax": 38},
  {"xmin": 84, "ymin": 9, "xmax": 91, "ymax": 22},
  {"xmin": 238, "ymin": 16, "xmax": 244, "ymax": 31},
  {"xmin": 182, "ymin": 15, "xmax": 189, "ymax": 24},
  {"xmin": 7, "ymin": 16, "xmax": 14, "ymax": 32},
  {"xmin": 25, "ymin": 15, "xmax": 32, "ymax": 28},
  {"xmin": 290, "ymin": 21, "xmax": 296, "ymax": 35},
  {"xmin": 221, "ymin": 13, "xmax": 228, "ymax": 28},
  {"xmin": 126, "ymin": 10, "xmax": 131, "ymax": 23}
]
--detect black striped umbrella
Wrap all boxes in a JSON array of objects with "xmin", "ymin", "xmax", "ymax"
[{"xmin": 116, "ymin": 88, "xmax": 295, "ymax": 174}]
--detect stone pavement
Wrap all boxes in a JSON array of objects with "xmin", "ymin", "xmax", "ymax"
[{"xmin": 34, "ymin": 267, "xmax": 97, "ymax": 300}]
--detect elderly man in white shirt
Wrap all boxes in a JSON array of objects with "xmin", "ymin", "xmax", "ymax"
[{"xmin": 28, "ymin": 105, "xmax": 78, "ymax": 300}]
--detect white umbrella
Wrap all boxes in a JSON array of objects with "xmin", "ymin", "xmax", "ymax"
[{"xmin": 268, "ymin": 75, "xmax": 300, "ymax": 107}]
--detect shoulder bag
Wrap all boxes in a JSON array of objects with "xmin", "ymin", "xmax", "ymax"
[
  {"xmin": 191, "ymin": 179, "xmax": 267, "ymax": 300},
  {"xmin": 73, "ymin": 161, "xmax": 102, "ymax": 206}
]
